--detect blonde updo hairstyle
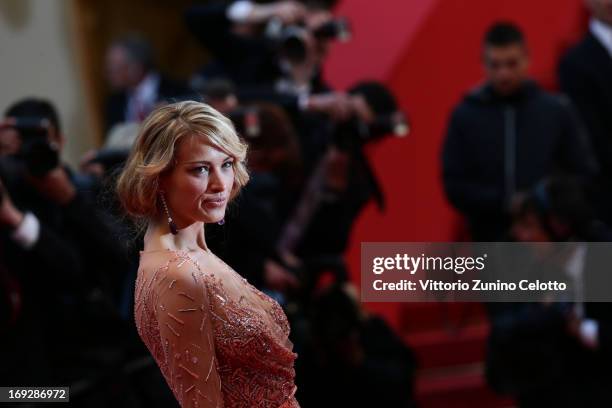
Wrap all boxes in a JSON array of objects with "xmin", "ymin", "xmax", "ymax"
[{"xmin": 116, "ymin": 100, "xmax": 249, "ymax": 227}]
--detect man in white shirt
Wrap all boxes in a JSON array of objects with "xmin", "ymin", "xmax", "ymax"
[{"xmin": 104, "ymin": 35, "xmax": 189, "ymax": 132}]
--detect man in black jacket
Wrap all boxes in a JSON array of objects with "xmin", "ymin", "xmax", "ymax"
[
  {"xmin": 442, "ymin": 22, "xmax": 598, "ymax": 241},
  {"xmin": 0, "ymin": 98, "xmax": 132, "ymax": 385},
  {"xmin": 558, "ymin": 0, "xmax": 612, "ymax": 224}
]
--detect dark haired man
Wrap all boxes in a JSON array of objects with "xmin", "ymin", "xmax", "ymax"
[
  {"xmin": 104, "ymin": 35, "xmax": 189, "ymax": 132},
  {"xmin": 442, "ymin": 22, "xmax": 598, "ymax": 241},
  {"xmin": 558, "ymin": 0, "xmax": 612, "ymax": 225}
]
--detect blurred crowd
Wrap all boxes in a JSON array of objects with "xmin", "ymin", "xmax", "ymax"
[
  {"xmin": 441, "ymin": 0, "xmax": 612, "ymax": 406},
  {"xmin": 0, "ymin": 1, "xmax": 414, "ymax": 407}
]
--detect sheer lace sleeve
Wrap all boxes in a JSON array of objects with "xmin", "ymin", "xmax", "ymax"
[{"xmin": 150, "ymin": 257, "xmax": 223, "ymax": 408}]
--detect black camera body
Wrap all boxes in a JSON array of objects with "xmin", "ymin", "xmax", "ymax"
[
  {"xmin": 312, "ymin": 18, "xmax": 350, "ymax": 41},
  {"xmin": 2, "ymin": 117, "xmax": 59, "ymax": 177},
  {"xmin": 332, "ymin": 113, "xmax": 409, "ymax": 151},
  {"xmin": 267, "ymin": 17, "xmax": 351, "ymax": 64}
]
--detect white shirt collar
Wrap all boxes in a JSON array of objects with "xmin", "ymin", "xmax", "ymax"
[
  {"xmin": 564, "ymin": 243, "xmax": 587, "ymax": 317},
  {"xmin": 590, "ymin": 18, "xmax": 612, "ymax": 58},
  {"xmin": 132, "ymin": 72, "xmax": 160, "ymax": 105},
  {"xmin": 126, "ymin": 72, "xmax": 160, "ymax": 122},
  {"xmin": 564, "ymin": 242, "xmax": 587, "ymax": 281}
]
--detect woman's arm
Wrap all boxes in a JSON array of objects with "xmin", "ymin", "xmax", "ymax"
[{"xmin": 153, "ymin": 259, "xmax": 224, "ymax": 408}]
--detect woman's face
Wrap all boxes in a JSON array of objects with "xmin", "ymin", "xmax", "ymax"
[{"xmin": 160, "ymin": 135, "xmax": 235, "ymax": 226}]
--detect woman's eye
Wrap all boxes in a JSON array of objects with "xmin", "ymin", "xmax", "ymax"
[
  {"xmin": 223, "ymin": 160, "xmax": 234, "ymax": 168},
  {"xmin": 194, "ymin": 166, "xmax": 209, "ymax": 174}
]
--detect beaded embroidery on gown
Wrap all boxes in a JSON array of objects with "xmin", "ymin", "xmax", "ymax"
[{"xmin": 134, "ymin": 248, "xmax": 300, "ymax": 408}]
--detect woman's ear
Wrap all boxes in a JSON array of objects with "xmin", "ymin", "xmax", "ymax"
[{"xmin": 158, "ymin": 171, "xmax": 169, "ymax": 194}]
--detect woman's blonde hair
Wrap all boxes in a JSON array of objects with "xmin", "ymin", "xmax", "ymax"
[{"xmin": 116, "ymin": 100, "xmax": 249, "ymax": 224}]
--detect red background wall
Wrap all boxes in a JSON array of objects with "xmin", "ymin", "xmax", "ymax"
[{"xmin": 323, "ymin": 0, "xmax": 590, "ymax": 330}]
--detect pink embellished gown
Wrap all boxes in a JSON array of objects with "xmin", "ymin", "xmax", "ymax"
[{"xmin": 134, "ymin": 248, "xmax": 300, "ymax": 407}]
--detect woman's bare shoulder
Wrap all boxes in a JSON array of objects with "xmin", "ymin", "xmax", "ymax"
[{"xmin": 139, "ymin": 249, "xmax": 206, "ymax": 286}]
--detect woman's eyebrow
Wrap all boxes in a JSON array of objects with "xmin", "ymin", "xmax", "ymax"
[
  {"xmin": 183, "ymin": 156, "xmax": 232, "ymax": 165},
  {"xmin": 183, "ymin": 160, "xmax": 212, "ymax": 165}
]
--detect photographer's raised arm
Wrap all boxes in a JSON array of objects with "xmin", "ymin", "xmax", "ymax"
[
  {"xmin": 227, "ymin": 1, "xmax": 306, "ymax": 25},
  {"xmin": 25, "ymin": 166, "xmax": 76, "ymax": 206},
  {"xmin": 19, "ymin": 164, "xmax": 129, "ymax": 294},
  {"xmin": 0, "ymin": 177, "xmax": 82, "ymax": 290},
  {"xmin": 184, "ymin": 1, "xmax": 289, "ymax": 86},
  {"xmin": 184, "ymin": 1, "xmax": 252, "ymax": 64},
  {"xmin": 238, "ymin": 89, "xmax": 349, "ymax": 119}
]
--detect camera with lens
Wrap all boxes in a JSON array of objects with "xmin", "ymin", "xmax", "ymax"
[
  {"xmin": 266, "ymin": 17, "xmax": 351, "ymax": 64},
  {"xmin": 332, "ymin": 112, "xmax": 409, "ymax": 151},
  {"xmin": 0, "ymin": 117, "xmax": 60, "ymax": 177}
]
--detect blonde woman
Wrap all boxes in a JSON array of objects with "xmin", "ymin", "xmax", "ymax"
[{"xmin": 116, "ymin": 101, "xmax": 299, "ymax": 407}]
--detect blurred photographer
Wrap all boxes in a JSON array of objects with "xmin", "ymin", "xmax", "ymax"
[
  {"xmin": 0, "ymin": 172, "xmax": 79, "ymax": 385},
  {"xmin": 277, "ymin": 81, "xmax": 408, "ymax": 264},
  {"xmin": 0, "ymin": 99, "xmax": 131, "ymax": 356},
  {"xmin": 248, "ymin": 82, "xmax": 408, "ymax": 330},
  {"xmin": 0, "ymin": 100, "xmax": 112, "ymax": 385},
  {"xmin": 185, "ymin": 0, "xmax": 344, "ymax": 94},
  {"xmin": 486, "ymin": 177, "xmax": 612, "ymax": 407}
]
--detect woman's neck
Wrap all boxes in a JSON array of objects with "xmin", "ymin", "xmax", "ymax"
[{"xmin": 144, "ymin": 218, "xmax": 209, "ymax": 253}]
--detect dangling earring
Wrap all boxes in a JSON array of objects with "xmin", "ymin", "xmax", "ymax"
[{"xmin": 159, "ymin": 192, "xmax": 178, "ymax": 235}]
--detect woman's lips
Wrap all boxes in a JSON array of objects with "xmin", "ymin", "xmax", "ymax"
[{"xmin": 203, "ymin": 197, "xmax": 227, "ymax": 208}]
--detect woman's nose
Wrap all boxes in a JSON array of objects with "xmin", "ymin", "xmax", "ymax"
[{"xmin": 208, "ymin": 169, "xmax": 226, "ymax": 192}]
